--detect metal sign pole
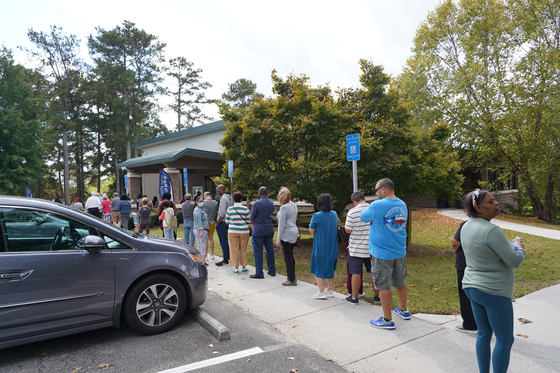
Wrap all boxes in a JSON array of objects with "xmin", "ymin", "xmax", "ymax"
[{"xmin": 352, "ymin": 160, "xmax": 358, "ymax": 193}]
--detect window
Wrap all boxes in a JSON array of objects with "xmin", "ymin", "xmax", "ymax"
[{"xmin": 0, "ymin": 208, "xmax": 93, "ymax": 252}]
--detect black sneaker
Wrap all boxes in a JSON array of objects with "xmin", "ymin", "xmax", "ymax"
[
  {"xmin": 215, "ymin": 260, "xmax": 229, "ymax": 267},
  {"xmin": 345, "ymin": 295, "xmax": 359, "ymax": 305},
  {"xmin": 373, "ymin": 295, "xmax": 381, "ymax": 304}
]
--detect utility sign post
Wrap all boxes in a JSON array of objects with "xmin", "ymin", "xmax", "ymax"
[{"xmin": 346, "ymin": 134, "xmax": 360, "ymax": 192}]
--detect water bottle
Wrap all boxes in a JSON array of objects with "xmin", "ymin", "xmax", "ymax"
[{"xmin": 511, "ymin": 237, "xmax": 521, "ymax": 251}]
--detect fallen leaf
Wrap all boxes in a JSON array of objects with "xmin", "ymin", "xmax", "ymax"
[
  {"xmin": 212, "ymin": 351, "xmax": 219, "ymax": 354},
  {"xmin": 290, "ymin": 370, "xmax": 298, "ymax": 373},
  {"xmin": 40, "ymin": 352, "xmax": 48, "ymax": 356},
  {"xmin": 209, "ymin": 344, "xmax": 213, "ymax": 348},
  {"xmin": 518, "ymin": 318, "xmax": 533, "ymax": 324},
  {"xmin": 288, "ymin": 357, "xmax": 295, "ymax": 360},
  {"xmin": 247, "ymin": 359, "xmax": 251, "ymax": 362},
  {"xmin": 516, "ymin": 334, "xmax": 529, "ymax": 338},
  {"xmin": 72, "ymin": 368, "xmax": 82, "ymax": 373},
  {"xmin": 193, "ymin": 344, "xmax": 197, "ymax": 347},
  {"xmin": 98, "ymin": 364, "xmax": 111, "ymax": 368}
]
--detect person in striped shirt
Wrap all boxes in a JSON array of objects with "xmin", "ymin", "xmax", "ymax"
[
  {"xmin": 225, "ymin": 191, "xmax": 250, "ymax": 274},
  {"xmin": 345, "ymin": 192, "xmax": 379, "ymax": 305}
]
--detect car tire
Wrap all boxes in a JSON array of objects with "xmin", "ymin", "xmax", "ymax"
[{"xmin": 124, "ymin": 274, "xmax": 187, "ymax": 335}]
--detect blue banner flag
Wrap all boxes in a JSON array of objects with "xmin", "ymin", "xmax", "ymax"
[
  {"xmin": 25, "ymin": 188, "xmax": 32, "ymax": 198},
  {"xmin": 159, "ymin": 170, "xmax": 174, "ymax": 202}
]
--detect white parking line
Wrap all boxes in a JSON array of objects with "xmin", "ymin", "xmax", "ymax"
[{"xmin": 156, "ymin": 347, "xmax": 264, "ymax": 373}]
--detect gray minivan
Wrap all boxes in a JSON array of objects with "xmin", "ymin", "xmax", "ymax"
[{"xmin": 0, "ymin": 196, "xmax": 207, "ymax": 349}]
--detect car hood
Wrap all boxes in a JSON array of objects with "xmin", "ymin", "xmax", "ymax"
[{"xmin": 133, "ymin": 234, "xmax": 198, "ymax": 255}]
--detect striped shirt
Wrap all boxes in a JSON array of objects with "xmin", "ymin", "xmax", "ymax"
[
  {"xmin": 345, "ymin": 202, "xmax": 370, "ymax": 258},
  {"xmin": 225, "ymin": 203, "xmax": 250, "ymax": 234}
]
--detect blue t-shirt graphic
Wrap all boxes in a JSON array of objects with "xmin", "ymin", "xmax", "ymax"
[{"xmin": 359, "ymin": 198, "xmax": 408, "ymax": 260}]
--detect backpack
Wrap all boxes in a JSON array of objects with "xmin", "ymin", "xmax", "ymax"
[{"xmin": 165, "ymin": 207, "xmax": 178, "ymax": 229}]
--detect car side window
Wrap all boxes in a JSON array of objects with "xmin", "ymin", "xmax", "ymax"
[
  {"xmin": 0, "ymin": 208, "xmax": 93, "ymax": 252},
  {"xmin": 99, "ymin": 232, "xmax": 133, "ymax": 250}
]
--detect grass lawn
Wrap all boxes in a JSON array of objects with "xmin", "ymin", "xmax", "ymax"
[{"xmin": 150, "ymin": 209, "xmax": 560, "ymax": 315}]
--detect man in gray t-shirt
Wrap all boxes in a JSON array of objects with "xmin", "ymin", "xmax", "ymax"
[
  {"xmin": 110, "ymin": 193, "xmax": 121, "ymax": 227},
  {"xmin": 182, "ymin": 194, "xmax": 195, "ymax": 246},
  {"xmin": 204, "ymin": 192, "xmax": 219, "ymax": 260}
]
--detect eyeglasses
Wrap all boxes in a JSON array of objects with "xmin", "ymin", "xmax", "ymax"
[{"xmin": 374, "ymin": 186, "xmax": 383, "ymax": 194}]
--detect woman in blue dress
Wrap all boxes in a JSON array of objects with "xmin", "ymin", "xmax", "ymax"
[{"xmin": 309, "ymin": 193, "xmax": 339, "ymax": 299}]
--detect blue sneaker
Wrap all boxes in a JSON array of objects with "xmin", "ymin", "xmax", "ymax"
[
  {"xmin": 394, "ymin": 308, "xmax": 411, "ymax": 320},
  {"xmin": 370, "ymin": 316, "xmax": 395, "ymax": 330}
]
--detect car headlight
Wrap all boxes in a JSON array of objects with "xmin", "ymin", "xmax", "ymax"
[{"xmin": 188, "ymin": 253, "xmax": 202, "ymax": 263}]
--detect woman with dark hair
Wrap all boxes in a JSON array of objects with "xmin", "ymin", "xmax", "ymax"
[
  {"xmin": 308, "ymin": 193, "xmax": 339, "ymax": 299},
  {"xmin": 225, "ymin": 191, "xmax": 250, "ymax": 274},
  {"xmin": 193, "ymin": 195, "xmax": 210, "ymax": 264},
  {"xmin": 461, "ymin": 189, "xmax": 526, "ymax": 373},
  {"xmin": 159, "ymin": 200, "xmax": 175, "ymax": 239},
  {"xmin": 117, "ymin": 194, "xmax": 131, "ymax": 231},
  {"xmin": 152, "ymin": 196, "xmax": 159, "ymax": 209}
]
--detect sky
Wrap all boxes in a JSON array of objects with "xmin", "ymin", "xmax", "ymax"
[{"xmin": 0, "ymin": 0, "xmax": 443, "ymax": 129}]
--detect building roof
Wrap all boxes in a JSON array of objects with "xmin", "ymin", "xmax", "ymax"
[
  {"xmin": 117, "ymin": 148, "xmax": 225, "ymax": 170},
  {"xmin": 132, "ymin": 120, "xmax": 226, "ymax": 149}
]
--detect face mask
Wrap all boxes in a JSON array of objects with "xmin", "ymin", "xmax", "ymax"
[{"xmin": 198, "ymin": 202, "xmax": 204, "ymax": 207}]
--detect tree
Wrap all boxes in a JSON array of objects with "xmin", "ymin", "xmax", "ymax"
[
  {"xmin": 217, "ymin": 63, "xmax": 462, "ymax": 212},
  {"xmin": 88, "ymin": 20, "xmax": 166, "ymax": 161},
  {"xmin": 0, "ymin": 49, "xmax": 46, "ymax": 195},
  {"xmin": 399, "ymin": 0, "xmax": 560, "ymax": 221},
  {"xmin": 25, "ymin": 26, "xmax": 83, "ymax": 205},
  {"xmin": 166, "ymin": 56, "xmax": 212, "ymax": 131},
  {"xmin": 221, "ymin": 78, "xmax": 263, "ymax": 109}
]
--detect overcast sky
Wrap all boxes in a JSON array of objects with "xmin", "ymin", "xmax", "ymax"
[{"xmin": 1, "ymin": 0, "xmax": 442, "ymax": 129}]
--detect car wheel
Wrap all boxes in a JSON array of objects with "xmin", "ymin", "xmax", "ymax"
[{"xmin": 124, "ymin": 274, "xmax": 187, "ymax": 335}]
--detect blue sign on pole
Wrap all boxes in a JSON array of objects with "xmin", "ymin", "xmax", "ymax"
[
  {"xmin": 124, "ymin": 175, "xmax": 128, "ymax": 190},
  {"xmin": 25, "ymin": 187, "xmax": 32, "ymax": 198},
  {"xmin": 346, "ymin": 133, "xmax": 360, "ymax": 161},
  {"xmin": 183, "ymin": 168, "xmax": 188, "ymax": 187},
  {"xmin": 228, "ymin": 161, "xmax": 234, "ymax": 177}
]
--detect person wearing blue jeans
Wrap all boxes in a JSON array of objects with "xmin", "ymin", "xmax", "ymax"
[
  {"xmin": 464, "ymin": 288, "xmax": 514, "ymax": 373},
  {"xmin": 250, "ymin": 186, "xmax": 276, "ymax": 279},
  {"xmin": 215, "ymin": 185, "xmax": 232, "ymax": 266},
  {"xmin": 460, "ymin": 189, "xmax": 525, "ymax": 373},
  {"xmin": 182, "ymin": 194, "xmax": 195, "ymax": 246}
]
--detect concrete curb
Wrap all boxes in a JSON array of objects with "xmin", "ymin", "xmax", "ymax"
[{"xmin": 189, "ymin": 307, "xmax": 231, "ymax": 341}]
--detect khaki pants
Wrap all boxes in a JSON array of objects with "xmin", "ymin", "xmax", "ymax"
[{"xmin": 229, "ymin": 233, "xmax": 249, "ymax": 269}]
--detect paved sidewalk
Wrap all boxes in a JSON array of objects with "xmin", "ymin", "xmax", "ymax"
[
  {"xmin": 438, "ymin": 209, "xmax": 560, "ymax": 240},
  {"xmin": 207, "ymin": 256, "xmax": 560, "ymax": 372}
]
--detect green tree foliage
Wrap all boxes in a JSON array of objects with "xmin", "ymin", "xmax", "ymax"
[
  {"xmin": 0, "ymin": 49, "xmax": 46, "ymax": 195},
  {"xmin": 25, "ymin": 26, "xmax": 83, "ymax": 205},
  {"xmin": 217, "ymin": 62, "xmax": 462, "ymax": 212},
  {"xmin": 166, "ymin": 56, "xmax": 212, "ymax": 131},
  {"xmin": 88, "ymin": 20, "xmax": 166, "ymax": 160},
  {"xmin": 399, "ymin": 0, "xmax": 560, "ymax": 221},
  {"xmin": 221, "ymin": 78, "xmax": 263, "ymax": 109}
]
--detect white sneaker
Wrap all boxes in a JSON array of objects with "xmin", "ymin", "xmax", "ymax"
[
  {"xmin": 326, "ymin": 289, "xmax": 334, "ymax": 298},
  {"xmin": 313, "ymin": 292, "xmax": 327, "ymax": 300},
  {"xmin": 209, "ymin": 255, "xmax": 215, "ymax": 260}
]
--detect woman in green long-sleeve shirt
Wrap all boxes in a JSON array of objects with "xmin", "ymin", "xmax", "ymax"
[{"xmin": 461, "ymin": 189, "xmax": 526, "ymax": 373}]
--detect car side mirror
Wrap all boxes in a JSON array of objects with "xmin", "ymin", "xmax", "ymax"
[{"xmin": 83, "ymin": 235, "xmax": 106, "ymax": 253}]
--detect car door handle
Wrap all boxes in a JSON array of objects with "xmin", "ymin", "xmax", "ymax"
[{"xmin": 0, "ymin": 270, "xmax": 33, "ymax": 279}]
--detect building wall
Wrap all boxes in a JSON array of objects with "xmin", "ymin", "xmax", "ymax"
[{"xmin": 140, "ymin": 130, "xmax": 224, "ymax": 155}]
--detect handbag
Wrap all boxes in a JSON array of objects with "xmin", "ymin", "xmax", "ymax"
[
  {"xmin": 295, "ymin": 235, "xmax": 302, "ymax": 247},
  {"xmin": 233, "ymin": 207, "xmax": 252, "ymax": 236},
  {"xmin": 338, "ymin": 224, "xmax": 350, "ymax": 243}
]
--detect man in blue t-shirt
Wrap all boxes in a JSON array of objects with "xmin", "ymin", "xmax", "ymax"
[
  {"xmin": 360, "ymin": 178, "xmax": 409, "ymax": 330},
  {"xmin": 250, "ymin": 186, "xmax": 276, "ymax": 279}
]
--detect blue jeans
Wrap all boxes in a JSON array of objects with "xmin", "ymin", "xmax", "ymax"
[
  {"xmin": 464, "ymin": 288, "xmax": 514, "ymax": 373},
  {"xmin": 183, "ymin": 221, "xmax": 195, "ymax": 246},
  {"xmin": 216, "ymin": 222, "xmax": 230, "ymax": 260},
  {"xmin": 252, "ymin": 234, "xmax": 275, "ymax": 276},
  {"xmin": 163, "ymin": 227, "xmax": 174, "ymax": 240}
]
